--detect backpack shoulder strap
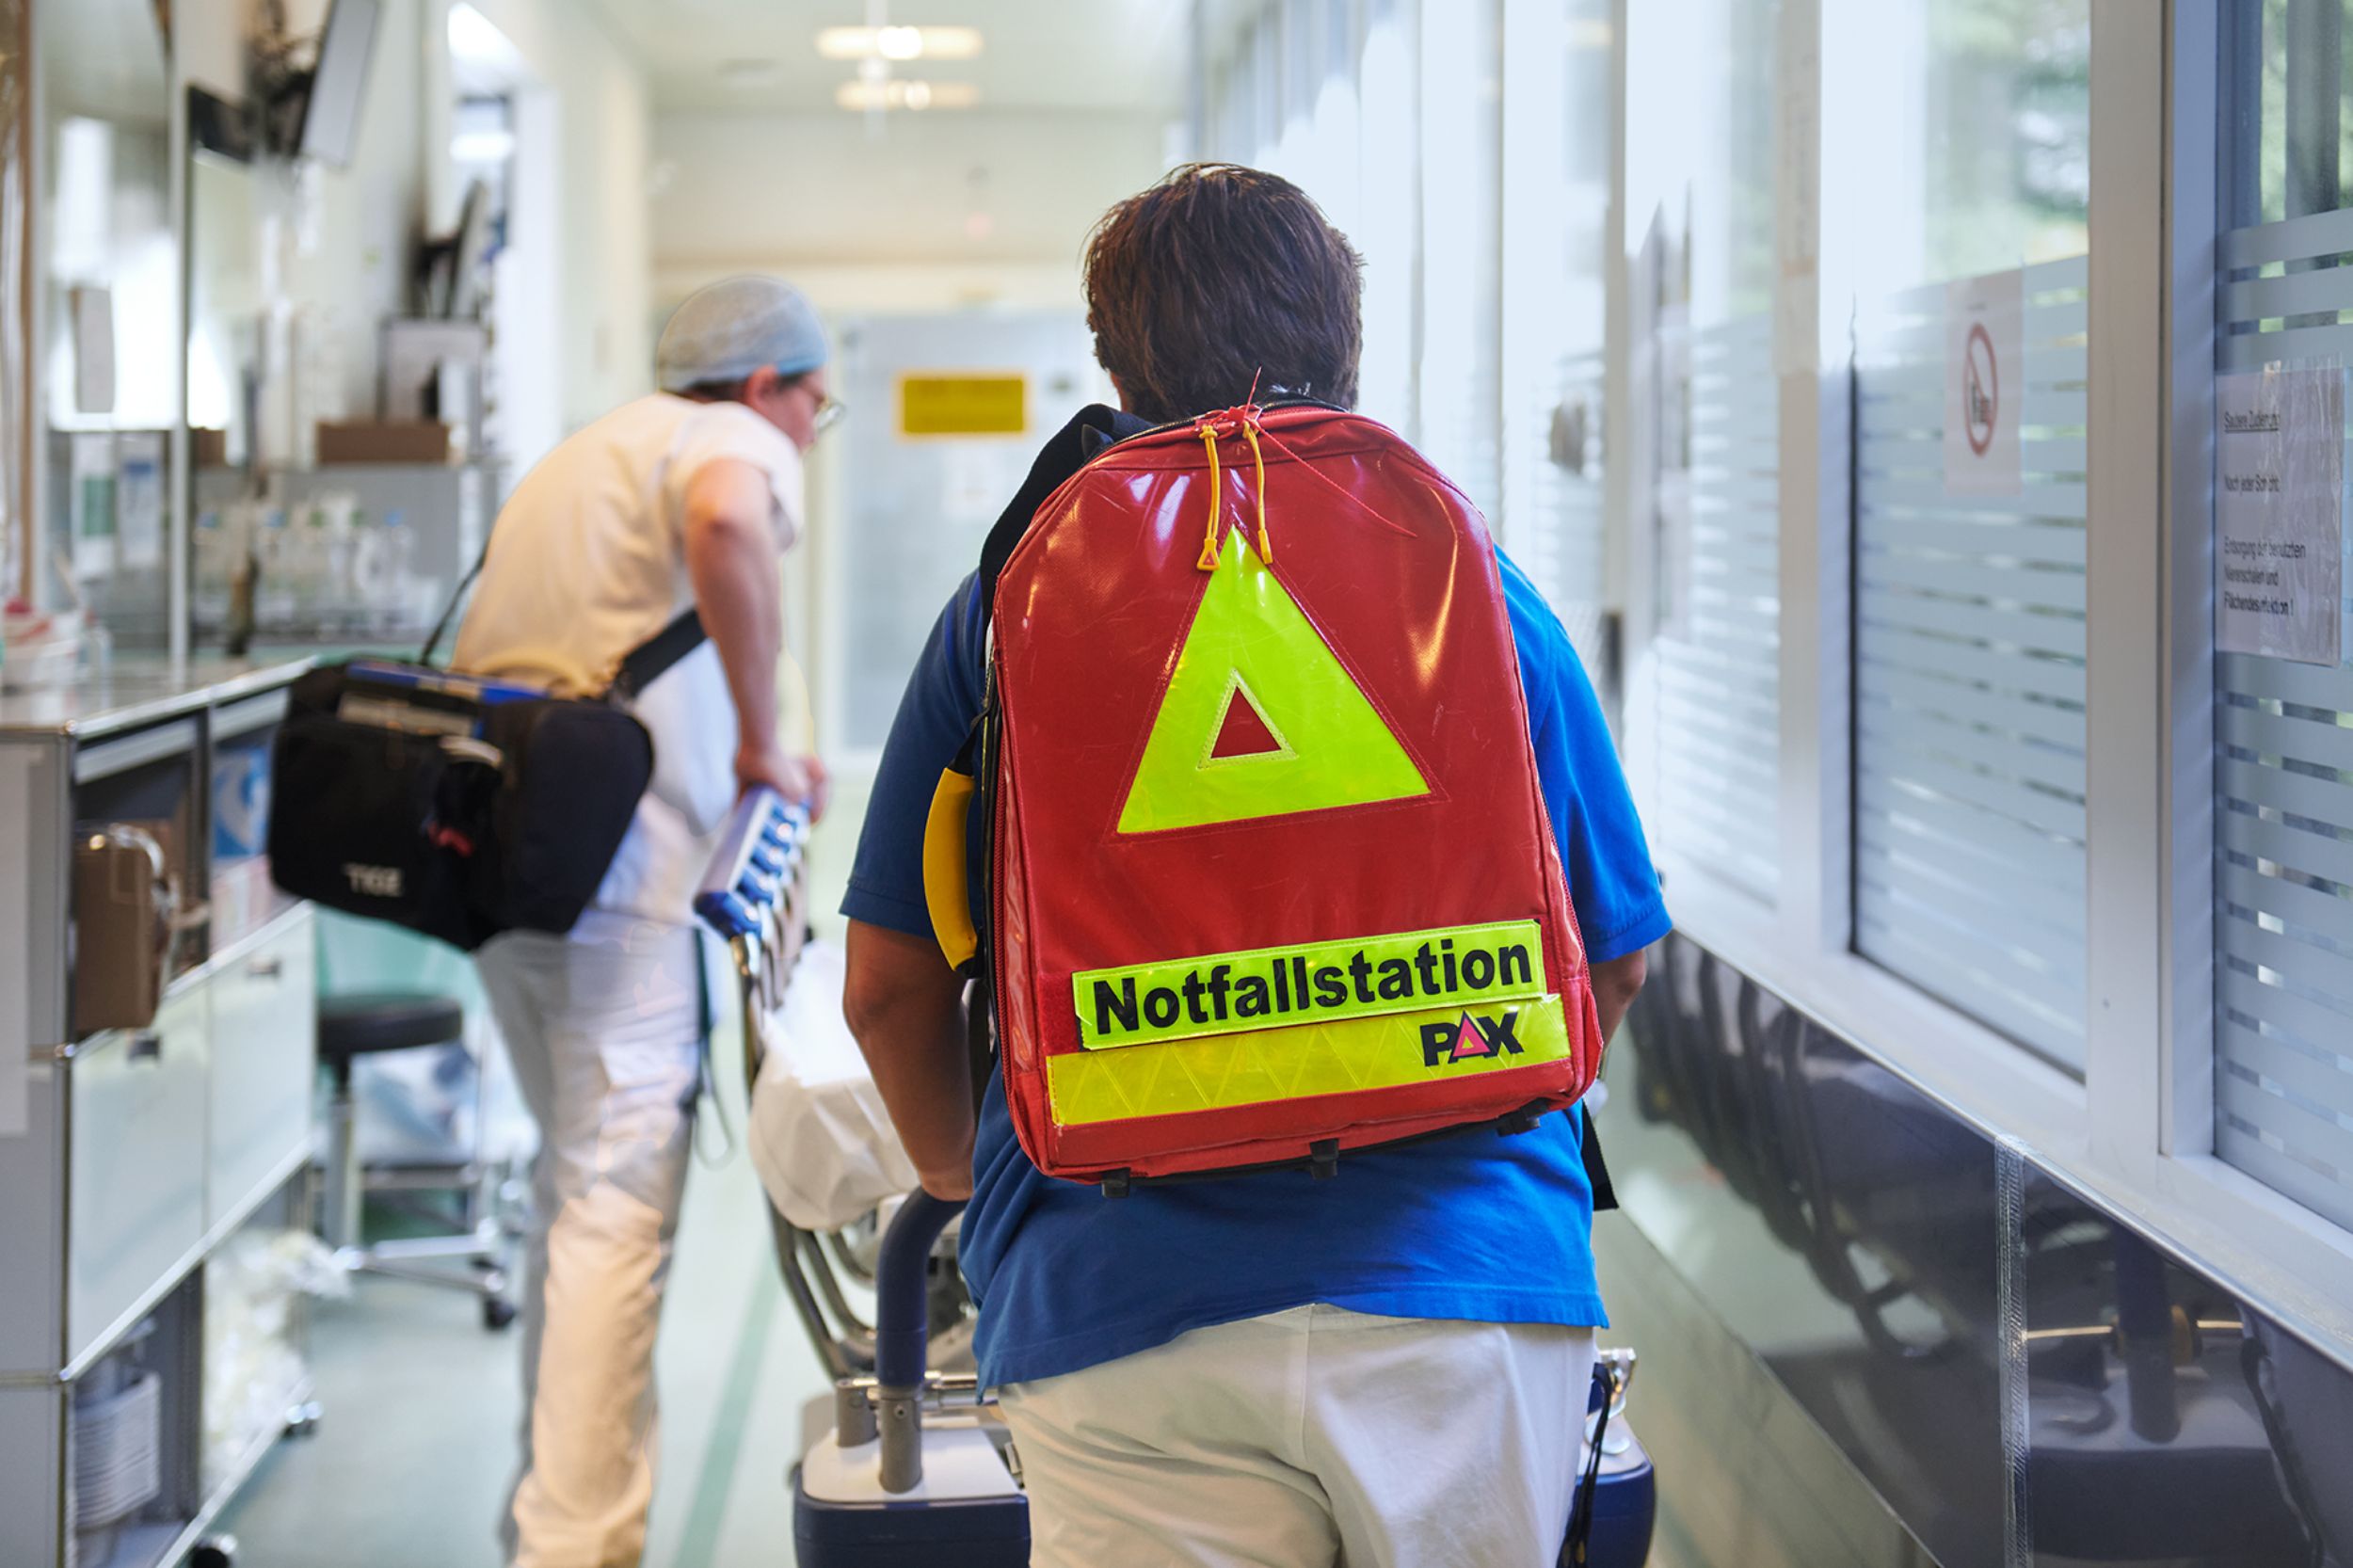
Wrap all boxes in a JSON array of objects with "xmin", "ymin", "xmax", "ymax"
[
  {"xmin": 920, "ymin": 405, "xmax": 1145, "ymax": 977},
  {"xmin": 974, "ymin": 403, "xmax": 1153, "ymax": 636}
]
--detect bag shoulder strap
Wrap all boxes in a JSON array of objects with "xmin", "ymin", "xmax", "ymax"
[
  {"xmin": 608, "ymin": 608, "xmax": 707, "ymax": 700},
  {"xmin": 1582, "ymin": 1111, "xmax": 1618, "ymax": 1211},
  {"xmin": 418, "ymin": 538, "xmax": 490, "ymax": 667},
  {"xmin": 418, "ymin": 533, "xmax": 707, "ymax": 699}
]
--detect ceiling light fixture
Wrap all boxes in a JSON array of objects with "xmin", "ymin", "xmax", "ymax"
[
  {"xmin": 834, "ymin": 77, "xmax": 979, "ymax": 112},
  {"xmin": 815, "ymin": 25, "xmax": 984, "ymax": 61}
]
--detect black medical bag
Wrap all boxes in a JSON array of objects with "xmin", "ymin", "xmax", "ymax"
[{"xmin": 266, "ymin": 612, "xmax": 704, "ymax": 951}]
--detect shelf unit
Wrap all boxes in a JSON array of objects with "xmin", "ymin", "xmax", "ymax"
[{"xmin": 0, "ymin": 659, "xmax": 320, "ymax": 1568}]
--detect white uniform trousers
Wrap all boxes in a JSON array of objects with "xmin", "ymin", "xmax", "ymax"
[
  {"xmin": 999, "ymin": 1304, "xmax": 1597, "ymax": 1568},
  {"xmin": 473, "ymin": 911, "xmax": 705, "ymax": 1568}
]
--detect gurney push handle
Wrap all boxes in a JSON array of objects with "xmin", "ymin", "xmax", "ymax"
[{"xmin": 873, "ymin": 1190, "xmax": 966, "ymax": 1494}]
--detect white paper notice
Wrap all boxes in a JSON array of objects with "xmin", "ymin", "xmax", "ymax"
[
  {"xmin": 1944, "ymin": 268, "xmax": 2025, "ymax": 496},
  {"xmin": 2217, "ymin": 367, "xmax": 2345, "ymax": 666},
  {"xmin": 118, "ymin": 431, "xmax": 165, "ymax": 570}
]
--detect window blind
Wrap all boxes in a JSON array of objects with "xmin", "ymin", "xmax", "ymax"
[
  {"xmin": 2213, "ymin": 206, "xmax": 2353, "ymax": 1234},
  {"xmin": 1852, "ymin": 256, "xmax": 2089, "ymax": 1069},
  {"xmin": 1655, "ymin": 312, "xmax": 1781, "ymax": 902}
]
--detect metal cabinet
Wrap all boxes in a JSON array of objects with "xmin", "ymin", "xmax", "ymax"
[
  {"xmin": 204, "ymin": 912, "xmax": 317, "ymax": 1233},
  {"xmin": 66, "ymin": 986, "xmax": 211, "ymax": 1367},
  {"xmin": 0, "ymin": 659, "xmax": 318, "ymax": 1568}
]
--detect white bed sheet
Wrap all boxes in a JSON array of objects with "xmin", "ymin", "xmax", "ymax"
[{"xmin": 746, "ymin": 939, "xmax": 920, "ymax": 1233}]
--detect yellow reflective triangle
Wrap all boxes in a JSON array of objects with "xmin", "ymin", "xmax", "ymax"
[{"xmin": 1115, "ymin": 530, "xmax": 1429, "ymax": 834}]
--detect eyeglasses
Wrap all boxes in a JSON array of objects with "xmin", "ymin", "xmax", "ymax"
[{"xmin": 812, "ymin": 394, "xmax": 847, "ymax": 434}]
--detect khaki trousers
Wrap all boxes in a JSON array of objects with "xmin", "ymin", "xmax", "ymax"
[
  {"xmin": 1000, "ymin": 1304, "xmax": 1598, "ymax": 1568},
  {"xmin": 475, "ymin": 911, "xmax": 704, "ymax": 1568}
]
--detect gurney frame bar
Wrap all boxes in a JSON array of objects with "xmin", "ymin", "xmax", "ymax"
[{"xmin": 696, "ymin": 787, "xmax": 884, "ymax": 1381}]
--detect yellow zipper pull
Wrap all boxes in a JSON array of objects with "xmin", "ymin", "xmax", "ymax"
[
  {"xmin": 1242, "ymin": 419, "xmax": 1271, "ymax": 561},
  {"xmin": 1196, "ymin": 424, "xmax": 1225, "ymax": 571}
]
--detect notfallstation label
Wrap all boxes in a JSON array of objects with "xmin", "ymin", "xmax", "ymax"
[{"xmin": 1072, "ymin": 920, "xmax": 1548, "ymax": 1051}]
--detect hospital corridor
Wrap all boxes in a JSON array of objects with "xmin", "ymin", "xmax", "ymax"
[{"xmin": 4, "ymin": 2, "xmax": 2353, "ymax": 1567}]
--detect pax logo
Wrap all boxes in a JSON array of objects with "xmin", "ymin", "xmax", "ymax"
[
  {"xmin": 343, "ymin": 862, "xmax": 403, "ymax": 898},
  {"xmin": 1419, "ymin": 1009, "xmax": 1523, "ymax": 1067}
]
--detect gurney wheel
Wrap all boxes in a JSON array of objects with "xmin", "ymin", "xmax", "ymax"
[{"xmin": 483, "ymin": 1296, "xmax": 518, "ymax": 1331}]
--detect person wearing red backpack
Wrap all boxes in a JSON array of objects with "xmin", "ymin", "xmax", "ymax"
[{"xmin": 840, "ymin": 164, "xmax": 1667, "ymax": 1567}]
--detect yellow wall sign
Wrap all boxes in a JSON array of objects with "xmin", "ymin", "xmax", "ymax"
[{"xmin": 898, "ymin": 374, "xmax": 1029, "ymax": 437}]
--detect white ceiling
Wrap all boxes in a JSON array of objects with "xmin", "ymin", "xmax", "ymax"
[{"xmin": 592, "ymin": 0, "xmax": 1192, "ymax": 115}]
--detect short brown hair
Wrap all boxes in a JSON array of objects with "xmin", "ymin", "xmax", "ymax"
[{"xmin": 1082, "ymin": 164, "xmax": 1363, "ymax": 424}]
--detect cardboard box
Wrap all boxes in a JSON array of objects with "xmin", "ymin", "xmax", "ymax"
[{"xmin": 314, "ymin": 420, "xmax": 451, "ymax": 466}]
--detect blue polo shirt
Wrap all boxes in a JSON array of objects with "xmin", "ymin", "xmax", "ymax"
[{"xmin": 842, "ymin": 551, "xmax": 1670, "ymax": 1390}]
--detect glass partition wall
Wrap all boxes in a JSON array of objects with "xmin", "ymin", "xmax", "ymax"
[
  {"xmin": 1191, "ymin": 0, "xmax": 2353, "ymax": 1358},
  {"xmin": 1499, "ymin": 0, "xmax": 1617, "ymax": 689},
  {"xmin": 2213, "ymin": 0, "xmax": 2353, "ymax": 1234},
  {"xmin": 1625, "ymin": 0, "xmax": 1784, "ymax": 905},
  {"xmin": 1836, "ymin": 0, "xmax": 2093, "ymax": 1071}
]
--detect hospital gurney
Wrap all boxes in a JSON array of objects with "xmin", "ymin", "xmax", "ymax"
[
  {"xmin": 693, "ymin": 787, "xmax": 970, "ymax": 1384},
  {"xmin": 695, "ymin": 787, "xmax": 1656, "ymax": 1567},
  {"xmin": 696, "ymin": 788, "xmax": 1027, "ymax": 1563}
]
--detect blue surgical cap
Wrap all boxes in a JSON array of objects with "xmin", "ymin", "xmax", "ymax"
[{"xmin": 655, "ymin": 276, "xmax": 829, "ymax": 391}]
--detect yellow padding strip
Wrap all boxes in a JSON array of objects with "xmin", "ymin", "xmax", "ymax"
[
  {"xmin": 921, "ymin": 767, "xmax": 980, "ymax": 971},
  {"xmin": 1047, "ymin": 995, "xmax": 1570, "ymax": 1126}
]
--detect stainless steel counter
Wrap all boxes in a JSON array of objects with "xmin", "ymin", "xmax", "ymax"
[{"xmin": 0, "ymin": 656, "xmax": 313, "ymax": 740}]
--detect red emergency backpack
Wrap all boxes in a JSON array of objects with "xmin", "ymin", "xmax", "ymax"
[{"xmin": 923, "ymin": 401, "xmax": 1605, "ymax": 1190}]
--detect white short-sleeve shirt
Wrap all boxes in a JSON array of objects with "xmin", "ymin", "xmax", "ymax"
[{"xmin": 453, "ymin": 392, "xmax": 804, "ymax": 928}]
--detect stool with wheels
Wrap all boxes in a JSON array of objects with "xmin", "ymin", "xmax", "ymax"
[{"xmin": 317, "ymin": 992, "xmax": 518, "ymax": 1329}]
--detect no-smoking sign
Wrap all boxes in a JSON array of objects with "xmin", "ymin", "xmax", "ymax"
[
  {"xmin": 1945, "ymin": 269, "xmax": 2024, "ymax": 496},
  {"xmin": 1963, "ymin": 322, "xmax": 1998, "ymax": 456}
]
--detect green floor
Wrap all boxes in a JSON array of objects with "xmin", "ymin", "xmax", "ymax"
[
  {"xmin": 216, "ymin": 776, "xmax": 874, "ymax": 1568},
  {"xmin": 216, "ymin": 1158, "xmax": 826, "ymax": 1567}
]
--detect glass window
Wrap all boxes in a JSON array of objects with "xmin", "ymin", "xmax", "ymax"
[
  {"xmin": 1628, "ymin": 0, "xmax": 1784, "ymax": 903},
  {"xmin": 2212, "ymin": 0, "xmax": 2353, "ymax": 1232},
  {"xmin": 1499, "ymin": 0, "xmax": 1616, "ymax": 686},
  {"xmin": 40, "ymin": 0, "xmax": 176, "ymax": 643},
  {"xmin": 1204, "ymin": 2, "xmax": 1403, "ymax": 431},
  {"xmin": 1833, "ymin": 0, "xmax": 2091, "ymax": 1067},
  {"xmin": 1416, "ymin": 0, "xmax": 1503, "ymax": 521},
  {"xmin": 1355, "ymin": 0, "xmax": 1419, "ymax": 436}
]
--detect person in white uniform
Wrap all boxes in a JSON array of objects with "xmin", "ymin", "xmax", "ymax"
[{"xmin": 452, "ymin": 276, "xmax": 835, "ymax": 1568}]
